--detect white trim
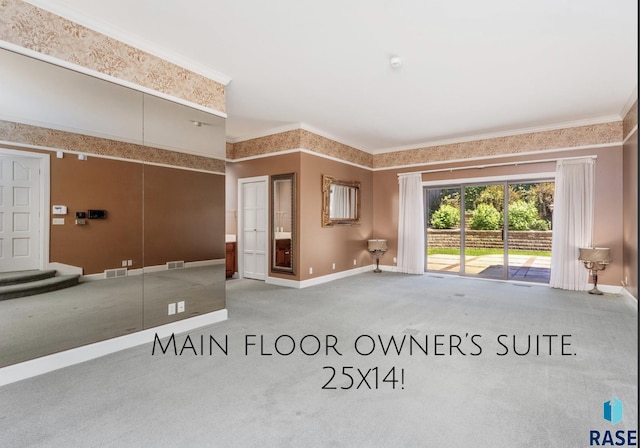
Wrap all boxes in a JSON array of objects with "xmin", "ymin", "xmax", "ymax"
[
  {"xmin": 0, "ymin": 147, "xmax": 50, "ymax": 271},
  {"xmin": 421, "ymin": 172, "xmax": 556, "ymax": 187},
  {"xmin": 378, "ymin": 264, "xmax": 398, "ymax": 272},
  {"xmin": 237, "ymin": 176, "xmax": 269, "ymax": 281},
  {"xmin": 623, "ymin": 125, "xmax": 638, "ymax": 144},
  {"xmin": 621, "ymin": 288, "xmax": 638, "ymax": 309},
  {"xmin": 227, "ymin": 123, "xmax": 303, "ymax": 143},
  {"xmin": 620, "ymin": 86, "xmax": 638, "ymax": 119},
  {"xmin": 373, "ymin": 143, "xmax": 618, "ymax": 172},
  {"xmin": 185, "ymin": 259, "xmax": 225, "ymax": 268},
  {"xmin": 0, "ymin": 141, "xmax": 225, "ymax": 176},
  {"xmin": 372, "ymin": 116, "xmax": 622, "ymax": 155},
  {"xmin": 0, "ymin": 308, "xmax": 228, "ymax": 387},
  {"xmin": 16, "ymin": 1, "xmax": 232, "ymax": 86},
  {"xmin": 0, "ymin": 41, "xmax": 227, "ymax": 119},
  {"xmin": 266, "ymin": 265, "xmax": 373, "ymax": 289},
  {"xmin": 228, "ymin": 148, "xmax": 371, "ymax": 171}
]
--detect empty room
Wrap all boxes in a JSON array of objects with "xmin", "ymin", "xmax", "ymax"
[{"xmin": 0, "ymin": 1, "xmax": 637, "ymax": 447}]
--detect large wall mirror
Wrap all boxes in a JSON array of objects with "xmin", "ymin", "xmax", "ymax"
[
  {"xmin": 271, "ymin": 173, "xmax": 296, "ymax": 274},
  {"xmin": 321, "ymin": 174, "xmax": 361, "ymax": 227},
  {"xmin": 0, "ymin": 48, "xmax": 226, "ymax": 368}
]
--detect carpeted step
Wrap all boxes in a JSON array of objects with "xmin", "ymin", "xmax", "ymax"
[
  {"xmin": 0, "ymin": 270, "xmax": 57, "ymax": 286},
  {"xmin": 0, "ymin": 274, "xmax": 80, "ymax": 301}
]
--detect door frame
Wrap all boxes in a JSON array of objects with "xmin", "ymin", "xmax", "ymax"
[
  {"xmin": 424, "ymin": 171, "xmax": 555, "ymax": 280},
  {"xmin": 0, "ymin": 147, "xmax": 50, "ymax": 271},
  {"xmin": 237, "ymin": 175, "xmax": 269, "ymax": 280}
]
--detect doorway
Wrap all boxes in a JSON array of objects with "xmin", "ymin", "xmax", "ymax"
[
  {"xmin": 425, "ymin": 180, "xmax": 554, "ymax": 283},
  {"xmin": 0, "ymin": 149, "xmax": 50, "ymax": 273},
  {"xmin": 238, "ymin": 176, "xmax": 268, "ymax": 280}
]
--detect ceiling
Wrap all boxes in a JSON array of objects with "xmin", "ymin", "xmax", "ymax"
[{"xmin": 26, "ymin": 0, "xmax": 638, "ymax": 154}]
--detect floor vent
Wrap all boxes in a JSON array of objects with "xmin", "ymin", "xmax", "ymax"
[
  {"xmin": 513, "ymin": 284, "xmax": 532, "ymax": 288},
  {"xmin": 105, "ymin": 268, "xmax": 127, "ymax": 279},
  {"xmin": 454, "ymin": 293, "xmax": 466, "ymax": 297},
  {"xmin": 428, "ymin": 275, "xmax": 444, "ymax": 279},
  {"xmin": 167, "ymin": 261, "xmax": 185, "ymax": 270}
]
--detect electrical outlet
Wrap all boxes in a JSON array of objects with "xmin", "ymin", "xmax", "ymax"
[
  {"xmin": 353, "ymin": 259, "xmax": 357, "ymax": 266},
  {"xmin": 309, "ymin": 267, "xmax": 313, "ymax": 274},
  {"xmin": 332, "ymin": 263, "xmax": 335, "ymax": 270},
  {"xmin": 122, "ymin": 260, "xmax": 127, "ymax": 267},
  {"xmin": 393, "ymin": 257, "xmax": 397, "ymax": 264},
  {"xmin": 127, "ymin": 260, "xmax": 133, "ymax": 266},
  {"xmin": 177, "ymin": 301, "xmax": 185, "ymax": 313},
  {"xmin": 168, "ymin": 303, "xmax": 176, "ymax": 315}
]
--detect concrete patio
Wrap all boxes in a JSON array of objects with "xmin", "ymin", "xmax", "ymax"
[{"xmin": 426, "ymin": 253, "xmax": 551, "ymax": 283}]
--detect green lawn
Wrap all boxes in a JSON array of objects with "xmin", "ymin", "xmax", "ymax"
[{"xmin": 427, "ymin": 247, "xmax": 551, "ymax": 257}]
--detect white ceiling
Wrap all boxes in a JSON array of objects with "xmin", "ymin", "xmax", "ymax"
[{"xmin": 26, "ymin": 0, "xmax": 638, "ymax": 154}]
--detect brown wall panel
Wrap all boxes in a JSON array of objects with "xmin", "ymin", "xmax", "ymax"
[
  {"xmin": 50, "ymin": 154, "xmax": 143, "ymax": 275},
  {"xmin": 299, "ymin": 152, "xmax": 373, "ymax": 281},
  {"xmin": 143, "ymin": 164, "xmax": 225, "ymax": 267}
]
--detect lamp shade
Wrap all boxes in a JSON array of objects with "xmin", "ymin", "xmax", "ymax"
[
  {"xmin": 578, "ymin": 247, "xmax": 611, "ymax": 264},
  {"xmin": 368, "ymin": 239, "xmax": 388, "ymax": 252}
]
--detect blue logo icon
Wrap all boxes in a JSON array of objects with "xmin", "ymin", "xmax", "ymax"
[{"xmin": 604, "ymin": 397, "xmax": 623, "ymax": 425}]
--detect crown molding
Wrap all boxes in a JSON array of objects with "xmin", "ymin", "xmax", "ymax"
[
  {"xmin": 620, "ymin": 85, "xmax": 638, "ymax": 118},
  {"xmin": 370, "ymin": 116, "xmax": 623, "ymax": 155},
  {"xmin": 226, "ymin": 123, "xmax": 303, "ymax": 143},
  {"xmin": 23, "ymin": 0, "xmax": 232, "ymax": 86},
  {"xmin": 371, "ymin": 142, "xmax": 621, "ymax": 172}
]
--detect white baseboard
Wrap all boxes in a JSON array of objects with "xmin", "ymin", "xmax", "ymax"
[
  {"xmin": 266, "ymin": 265, "xmax": 374, "ymax": 289},
  {"xmin": 378, "ymin": 264, "xmax": 398, "ymax": 272},
  {"xmin": 80, "ymin": 259, "xmax": 224, "ymax": 281},
  {"xmin": 0, "ymin": 309, "xmax": 228, "ymax": 387}
]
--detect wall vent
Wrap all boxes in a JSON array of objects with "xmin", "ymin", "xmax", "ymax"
[
  {"xmin": 105, "ymin": 268, "xmax": 127, "ymax": 279},
  {"xmin": 167, "ymin": 261, "xmax": 185, "ymax": 270}
]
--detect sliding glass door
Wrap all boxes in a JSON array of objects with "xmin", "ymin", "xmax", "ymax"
[{"xmin": 425, "ymin": 180, "xmax": 554, "ymax": 283}]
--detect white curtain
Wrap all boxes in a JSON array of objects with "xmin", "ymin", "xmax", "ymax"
[
  {"xmin": 397, "ymin": 173, "xmax": 425, "ymax": 274},
  {"xmin": 549, "ymin": 158, "xmax": 595, "ymax": 290},
  {"xmin": 330, "ymin": 186, "xmax": 356, "ymax": 219}
]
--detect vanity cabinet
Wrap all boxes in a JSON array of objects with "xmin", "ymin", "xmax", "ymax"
[
  {"xmin": 226, "ymin": 242, "xmax": 237, "ymax": 278},
  {"xmin": 275, "ymin": 239, "xmax": 291, "ymax": 267}
]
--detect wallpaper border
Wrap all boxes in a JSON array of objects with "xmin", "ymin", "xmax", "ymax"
[
  {"xmin": 0, "ymin": 0, "xmax": 225, "ymax": 114},
  {"xmin": 0, "ymin": 120, "xmax": 226, "ymax": 173}
]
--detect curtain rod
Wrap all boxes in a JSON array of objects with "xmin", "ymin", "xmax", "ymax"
[{"xmin": 397, "ymin": 155, "xmax": 597, "ymax": 177}]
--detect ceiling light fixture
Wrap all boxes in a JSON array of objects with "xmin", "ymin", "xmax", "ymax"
[{"xmin": 389, "ymin": 56, "xmax": 402, "ymax": 69}]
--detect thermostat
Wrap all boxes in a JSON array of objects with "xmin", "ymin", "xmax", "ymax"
[{"xmin": 52, "ymin": 205, "xmax": 67, "ymax": 215}]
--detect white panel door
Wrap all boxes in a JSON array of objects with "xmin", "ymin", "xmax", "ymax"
[
  {"xmin": 0, "ymin": 155, "xmax": 41, "ymax": 272},
  {"xmin": 242, "ymin": 180, "xmax": 267, "ymax": 280}
]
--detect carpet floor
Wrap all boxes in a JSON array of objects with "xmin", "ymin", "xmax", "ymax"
[{"xmin": 0, "ymin": 272, "xmax": 636, "ymax": 447}]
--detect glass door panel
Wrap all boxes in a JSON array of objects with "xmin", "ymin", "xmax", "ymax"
[
  {"xmin": 506, "ymin": 181, "xmax": 554, "ymax": 283},
  {"xmin": 425, "ymin": 187, "xmax": 462, "ymax": 273},
  {"xmin": 463, "ymin": 184, "xmax": 507, "ymax": 279}
]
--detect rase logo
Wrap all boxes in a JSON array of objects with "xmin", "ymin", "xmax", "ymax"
[{"xmin": 589, "ymin": 398, "xmax": 637, "ymax": 446}]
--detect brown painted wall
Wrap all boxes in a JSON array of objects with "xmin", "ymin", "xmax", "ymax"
[
  {"xmin": 49, "ymin": 151, "xmax": 144, "ymax": 275},
  {"xmin": 143, "ymin": 164, "xmax": 225, "ymax": 267},
  {"xmin": 299, "ymin": 152, "xmax": 373, "ymax": 281},
  {"xmin": 622, "ymin": 129, "xmax": 638, "ymax": 298},
  {"xmin": 226, "ymin": 153, "xmax": 301, "ymax": 280},
  {"xmin": 373, "ymin": 146, "xmax": 625, "ymax": 285}
]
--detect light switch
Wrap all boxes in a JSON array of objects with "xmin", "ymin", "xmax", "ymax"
[
  {"xmin": 52, "ymin": 218, "xmax": 64, "ymax": 225},
  {"xmin": 52, "ymin": 205, "xmax": 67, "ymax": 215}
]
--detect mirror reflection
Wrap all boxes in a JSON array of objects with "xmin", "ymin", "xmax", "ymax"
[
  {"xmin": 271, "ymin": 173, "xmax": 295, "ymax": 274},
  {"xmin": 0, "ymin": 48, "xmax": 225, "ymax": 368},
  {"xmin": 321, "ymin": 175, "xmax": 361, "ymax": 226}
]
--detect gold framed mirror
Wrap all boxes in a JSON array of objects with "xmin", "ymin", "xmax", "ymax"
[
  {"xmin": 271, "ymin": 173, "xmax": 296, "ymax": 274},
  {"xmin": 322, "ymin": 175, "xmax": 361, "ymax": 227}
]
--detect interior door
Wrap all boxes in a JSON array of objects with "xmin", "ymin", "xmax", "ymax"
[
  {"xmin": 0, "ymin": 155, "xmax": 41, "ymax": 272},
  {"xmin": 241, "ymin": 179, "xmax": 267, "ymax": 280}
]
